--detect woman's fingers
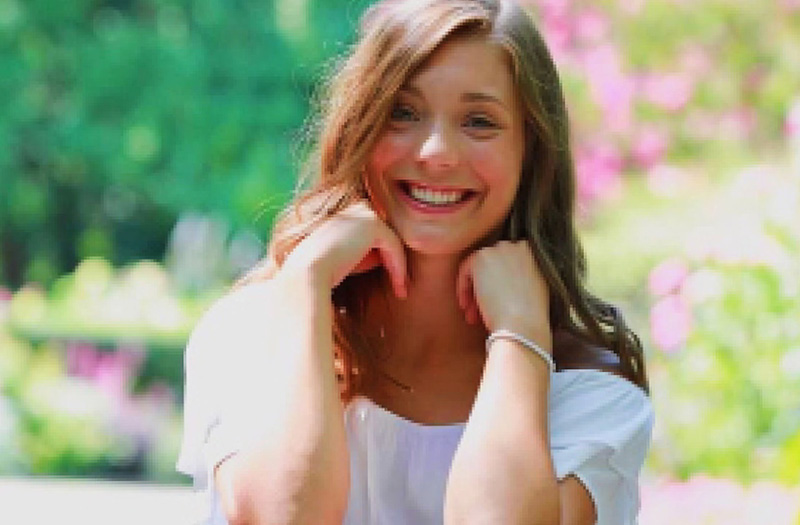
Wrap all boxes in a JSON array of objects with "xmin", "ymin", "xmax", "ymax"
[
  {"xmin": 297, "ymin": 200, "xmax": 407, "ymax": 298},
  {"xmin": 461, "ymin": 241, "xmax": 550, "ymax": 338},
  {"xmin": 351, "ymin": 249, "xmax": 383, "ymax": 275}
]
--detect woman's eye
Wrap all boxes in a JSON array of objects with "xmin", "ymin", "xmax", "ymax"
[
  {"xmin": 464, "ymin": 114, "xmax": 498, "ymax": 129},
  {"xmin": 389, "ymin": 104, "xmax": 418, "ymax": 122}
]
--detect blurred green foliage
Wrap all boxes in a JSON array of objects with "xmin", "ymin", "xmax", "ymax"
[
  {"xmin": 1, "ymin": 257, "xmax": 202, "ymax": 480},
  {"xmin": 0, "ymin": 321, "xmax": 182, "ymax": 480},
  {"xmin": 0, "ymin": 0, "xmax": 369, "ymax": 288},
  {"xmin": 2, "ymin": 0, "xmax": 798, "ymax": 289},
  {"xmin": 641, "ymin": 165, "xmax": 800, "ymax": 484},
  {"xmin": 8, "ymin": 257, "xmax": 207, "ymax": 345},
  {"xmin": 584, "ymin": 160, "xmax": 800, "ymax": 485},
  {"xmin": 6, "ymin": 256, "xmax": 213, "ymax": 399},
  {"xmin": 661, "ymin": 250, "xmax": 799, "ymax": 482}
]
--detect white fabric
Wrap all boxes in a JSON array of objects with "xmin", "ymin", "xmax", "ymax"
[
  {"xmin": 178, "ymin": 350, "xmax": 653, "ymax": 525},
  {"xmin": 341, "ymin": 370, "xmax": 653, "ymax": 524}
]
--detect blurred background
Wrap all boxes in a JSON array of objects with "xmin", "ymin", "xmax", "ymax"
[{"xmin": 0, "ymin": 0, "xmax": 798, "ymax": 522}]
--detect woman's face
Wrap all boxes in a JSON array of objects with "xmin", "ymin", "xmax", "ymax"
[{"xmin": 366, "ymin": 33, "xmax": 526, "ymax": 256}]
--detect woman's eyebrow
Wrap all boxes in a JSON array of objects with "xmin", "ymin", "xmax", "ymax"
[
  {"xmin": 399, "ymin": 85, "xmax": 510, "ymax": 111},
  {"xmin": 462, "ymin": 92, "xmax": 509, "ymax": 110},
  {"xmin": 397, "ymin": 85, "xmax": 422, "ymax": 98}
]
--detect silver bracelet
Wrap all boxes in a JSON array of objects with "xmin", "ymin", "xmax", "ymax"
[{"xmin": 486, "ymin": 329, "xmax": 555, "ymax": 373}]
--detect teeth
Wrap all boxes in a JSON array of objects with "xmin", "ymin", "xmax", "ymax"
[{"xmin": 408, "ymin": 185, "xmax": 464, "ymax": 205}]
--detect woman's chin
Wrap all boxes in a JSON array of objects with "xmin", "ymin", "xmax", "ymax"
[{"xmin": 398, "ymin": 231, "xmax": 479, "ymax": 258}]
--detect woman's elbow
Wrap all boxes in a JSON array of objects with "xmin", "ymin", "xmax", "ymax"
[
  {"xmin": 214, "ymin": 453, "xmax": 349, "ymax": 525},
  {"xmin": 215, "ymin": 456, "xmax": 259, "ymax": 525}
]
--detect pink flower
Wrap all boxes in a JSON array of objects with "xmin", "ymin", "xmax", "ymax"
[
  {"xmin": 781, "ymin": 0, "xmax": 800, "ymax": 12},
  {"xmin": 650, "ymin": 294, "xmax": 692, "ymax": 353},
  {"xmin": 583, "ymin": 44, "xmax": 635, "ymax": 133},
  {"xmin": 619, "ymin": 0, "xmax": 645, "ymax": 15},
  {"xmin": 535, "ymin": 0, "xmax": 574, "ymax": 61},
  {"xmin": 641, "ymin": 72, "xmax": 695, "ymax": 113},
  {"xmin": 66, "ymin": 342, "xmax": 100, "ymax": 377},
  {"xmin": 575, "ymin": 8, "xmax": 608, "ymax": 44},
  {"xmin": 649, "ymin": 258, "xmax": 689, "ymax": 297},
  {"xmin": 540, "ymin": 12, "xmax": 573, "ymax": 62},
  {"xmin": 718, "ymin": 108, "xmax": 757, "ymax": 141},
  {"xmin": 632, "ymin": 126, "xmax": 670, "ymax": 170},
  {"xmin": 94, "ymin": 353, "xmax": 128, "ymax": 404},
  {"xmin": 92, "ymin": 346, "xmax": 145, "ymax": 404},
  {"xmin": 0, "ymin": 287, "xmax": 11, "ymax": 321},
  {"xmin": 679, "ymin": 46, "xmax": 712, "ymax": 82},
  {"xmin": 784, "ymin": 99, "xmax": 800, "ymax": 138},
  {"xmin": 537, "ymin": 0, "xmax": 572, "ymax": 18},
  {"xmin": 575, "ymin": 140, "xmax": 623, "ymax": 204}
]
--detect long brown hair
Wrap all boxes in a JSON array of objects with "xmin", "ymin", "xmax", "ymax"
[{"xmin": 242, "ymin": 0, "xmax": 648, "ymax": 398}]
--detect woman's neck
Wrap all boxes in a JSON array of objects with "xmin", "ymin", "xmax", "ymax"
[{"xmin": 370, "ymin": 251, "xmax": 488, "ymax": 374}]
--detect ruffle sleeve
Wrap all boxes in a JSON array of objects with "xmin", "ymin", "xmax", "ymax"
[
  {"xmin": 175, "ymin": 299, "xmax": 246, "ymax": 525},
  {"xmin": 548, "ymin": 370, "xmax": 654, "ymax": 525},
  {"xmin": 176, "ymin": 282, "xmax": 291, "ymax": 524}
]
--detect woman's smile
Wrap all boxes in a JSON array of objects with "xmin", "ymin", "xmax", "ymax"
[{"xmin": 397, "ymin": 181, "xmax": 478, "ymax": 212}]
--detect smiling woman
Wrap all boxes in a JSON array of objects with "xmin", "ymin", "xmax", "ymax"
[
  {"xmin": 177, "ymin": 1, "xmax": 653, "ymax": 524},
  {"xmin": 366, "ymin": 34, "xmax": 525, "ymax": 256}
]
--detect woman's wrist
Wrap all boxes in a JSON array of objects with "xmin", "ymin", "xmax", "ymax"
[
  {"xmin": 489, "ymin": 318, "xmax": 552, "ymax": 352},
  {"xmin": 278, "ymin": 256, "xmax": 333, "ymax": 294},
  {"xmin": 486, "ymin": 329, "xmax": 555, "ymax": 373}
]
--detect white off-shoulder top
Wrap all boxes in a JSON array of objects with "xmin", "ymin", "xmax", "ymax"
[{"xmin": 178, "ymin": 360, "xmax": 654, "ymax": 525}]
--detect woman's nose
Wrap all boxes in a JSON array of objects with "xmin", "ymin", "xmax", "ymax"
[{"xmin": 417, "ymin": 123, "xmax": 459, "ymax": 170}]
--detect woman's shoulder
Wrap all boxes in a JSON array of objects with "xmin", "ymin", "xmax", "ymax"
[
  {"xmin": 549, "ymin": 328, "xmax": 651, "ymax": 428},
  {"xmin": 184, "ymin": 280, "xmax": 285, "ymax": 371},
  {"xmin": 194, "ymin": 281, "xmax": 279, "ymax": 333},
  {"xmin": 548, "ymin": 335, "xmax": 653, "ymax": 525}
]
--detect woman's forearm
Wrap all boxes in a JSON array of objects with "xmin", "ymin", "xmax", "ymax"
[
  {"xmin": 444, "ymin": 336, "xmax": 559, "ymax": 525},
  {"xmin": 215, "ymin": 270, "xmax": 349, "ymax": 524}
]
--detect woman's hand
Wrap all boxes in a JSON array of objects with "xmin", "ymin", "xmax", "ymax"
[
  {"xmin": 281, "ymin": 201, "xmax": 408, "ymax": 299},
  {"xmin": 456, "ymin": 241, "xmax": 551, "ymax": 349}
]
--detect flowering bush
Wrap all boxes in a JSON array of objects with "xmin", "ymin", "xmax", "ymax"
[
  {"xmin": 1, "ymin": 259, "xmax": 212, "ymax": 480},
  {"xmin": 645, "ymin": 164, "xmax": 800, "ymax": 484},
  {"xmin": 7, "ymin": 257, "xmax": 214, "ymax": 347},
  {"xmin": 521, "ymin": 0, "xmax": 800, "ymax": 214},
  {"xmin": 537, "ymin": 0, "xmax": 800, "ymax": 493}
]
